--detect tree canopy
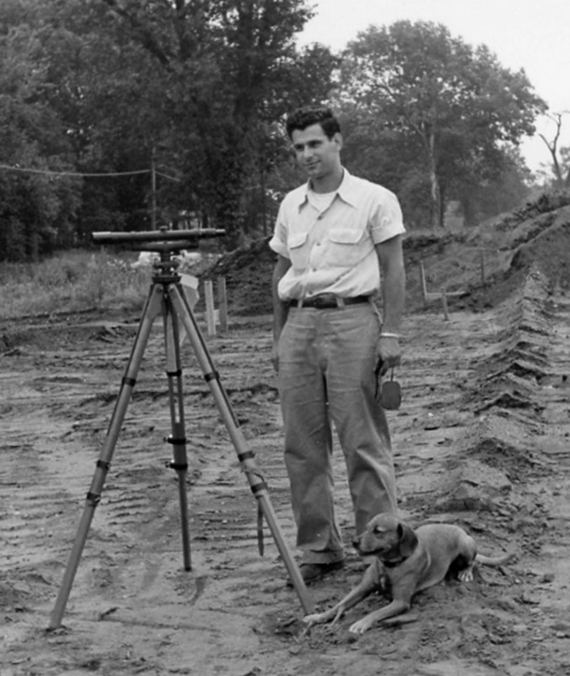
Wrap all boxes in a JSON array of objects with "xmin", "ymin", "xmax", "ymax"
[
  {"xmin": 0, "ymin": 6, "xmax": 555, "ymax": 261},
  {"xmin": 335, "ymin": 21, "xmax": 547, "ymax": 227},
  {"xmin": 0, "ymin": 0, "xmax": 335, "ymax": 259}
]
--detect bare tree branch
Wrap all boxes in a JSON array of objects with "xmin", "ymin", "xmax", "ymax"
[{"xmin": 538, "ymin": 111, "xmax": 570, "ymax": 187}]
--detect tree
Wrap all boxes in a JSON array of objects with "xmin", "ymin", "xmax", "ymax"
[
  {"xmin": 337, "ymin": 21, "xmax": 546, "ymax": 227},
  {"xmin": 93, "ymin": 0, "xmax": 327, "ymax": 247},
  {"xmin": 0, "ymin": 3, "xmax": 81, "ymax": 261},
  {"xmin": 453, "ymin": 147, "xmax": 532, "ymax": 225},
  {"xmin": 538, "ymin": 111, "xmax": 570, "ymax": 188}
]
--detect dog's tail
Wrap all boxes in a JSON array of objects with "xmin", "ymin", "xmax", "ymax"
[{"xmin": 476, "ymin": 551, "xmax": 515, "ymax": 567}]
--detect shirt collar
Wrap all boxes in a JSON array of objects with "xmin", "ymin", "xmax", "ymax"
[{"xmin": 296, "ymin": 168, "xmax": 358, "ymax": 210}]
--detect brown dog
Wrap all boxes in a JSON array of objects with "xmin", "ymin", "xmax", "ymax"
[{"xmin": 303, "ymin": 513, "xmax": 514, "ymax": 635}]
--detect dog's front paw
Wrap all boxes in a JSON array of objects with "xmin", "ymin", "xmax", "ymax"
[
  {"xmin": 303, "ymin": 612, "xmax": 327, "ymax": 626},
  {"xmin": 458, "ymin": 565, "xmax": 475, "ymax": 583},
  {"xmin": 348, "ymin": 618, "xmax": 372, "ymax": 635}
]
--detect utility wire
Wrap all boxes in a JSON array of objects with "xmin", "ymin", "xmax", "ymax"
[
  {"xmin": 156, "ymin": 170, "xmax": 181, "ymax": 182},
  {"xmin": 0, "ymin": 163, "xmax": 151, "ymax": 177}
]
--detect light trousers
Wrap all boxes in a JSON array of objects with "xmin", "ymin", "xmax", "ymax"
[{"xmin": 277, "ymin": 303, "xmax": 397, "ymax": 564}]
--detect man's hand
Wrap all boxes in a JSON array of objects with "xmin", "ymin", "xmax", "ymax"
[{"xmin": 375, "ymin": 335, "xmax": 401, "ymax": 376}]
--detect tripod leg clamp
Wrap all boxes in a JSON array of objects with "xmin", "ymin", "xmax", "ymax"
[
  {"xmin": 86, "ymin": 492, "xmax": 101, "ymax": 506},
  {"xmin": 166, "ymin": 435, "xmax": 189, "ymax": 471},
  {"xmin": 249, "ymin": 481, "xmax": 268, "ymax": 494},
  {"xmin": 167, "ymin": 435, "xmax": 187, "ymax": 446}
]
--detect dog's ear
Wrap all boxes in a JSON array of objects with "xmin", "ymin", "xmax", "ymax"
[{"xmin": 397, "ymin": 522, "xmax": 418, "ymax": 557}]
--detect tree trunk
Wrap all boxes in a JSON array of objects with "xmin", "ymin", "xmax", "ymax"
[
  {"xmin": 439, "ymin": 182, "xmax": 446, "ymax": 228},
  {"xmin": 428, "ymin": 133, "xmax": 440, "ymax": 228}
]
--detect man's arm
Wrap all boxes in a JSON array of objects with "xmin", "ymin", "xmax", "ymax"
[
  {"xmin": 271, "ymin": 254, "xmax": 292, "ymax": 371},
  {"xmin": 375, "ymin": 234, "xmax": 406, "ymax": 375}
]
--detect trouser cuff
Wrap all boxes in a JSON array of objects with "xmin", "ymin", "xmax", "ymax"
[{"xmin": 302, "ymin": 550, "xmax": 345, "ymax": 565}]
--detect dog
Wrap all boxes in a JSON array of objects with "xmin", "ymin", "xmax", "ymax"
[{"xmin": 303, "ymin": 513, "xmax": 515, "ymax": 636}]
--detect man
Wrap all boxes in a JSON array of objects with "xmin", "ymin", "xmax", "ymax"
[{"xmin": 269, "ymin": 106, "xmax": 406, "ymax": 584}]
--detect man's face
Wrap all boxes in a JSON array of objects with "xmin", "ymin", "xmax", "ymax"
[{"xmin": 291, "ymin": 123, "xmax": 342, "ymax": 181}]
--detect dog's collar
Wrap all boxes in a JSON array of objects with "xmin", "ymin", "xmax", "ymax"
[{"xmin": 381, "ymin": 555, "xmax": 408, "ymax": 568}]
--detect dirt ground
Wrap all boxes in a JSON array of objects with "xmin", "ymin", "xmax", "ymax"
[{"xmin": 2, "ymin": 198, "xmax": 570, "ymax": 675}]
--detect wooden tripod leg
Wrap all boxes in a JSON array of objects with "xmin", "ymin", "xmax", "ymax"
[
  {"xmin": 48, "ymin": 285, "xmax": 163, "ymax": 629},
  {"xmin": 168, "ymin": 283, "xmax": 314, "ymax": 615},
  {"xmin": 163, "ymin": 301, "xmax": 192, "ymax": 571}
]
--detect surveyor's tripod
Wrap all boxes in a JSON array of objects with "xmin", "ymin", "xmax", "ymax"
[{"xmin": 48, "ymin": 236, "xmax": 313, "ymax": 629}]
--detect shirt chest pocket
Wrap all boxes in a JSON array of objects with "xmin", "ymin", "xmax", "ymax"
[
  {"xmin": 287, "ymin": 231, "xmax": 310, "ymax": 269},
  {"xmin": 327, "ymin": 227, "xmax": 370, "ymax": 267}
]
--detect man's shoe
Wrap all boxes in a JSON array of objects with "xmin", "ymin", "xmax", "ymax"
[{"xmin": 288, "ymin": 560, "xmax": 344, "ymax": 587}]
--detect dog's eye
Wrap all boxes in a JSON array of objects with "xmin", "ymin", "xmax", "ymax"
[{"xmin": 374, "ymin": 526, "xmax": 385, "ymax": 535}]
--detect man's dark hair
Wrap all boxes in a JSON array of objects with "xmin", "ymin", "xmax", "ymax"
[{"xmin": 285, "ymin": 106, "xmax": 341, "ymax": 140}]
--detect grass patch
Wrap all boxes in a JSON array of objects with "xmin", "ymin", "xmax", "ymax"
[{"xmin": 0, "ymin": 250, "xmax": 150, "ymax": 320}]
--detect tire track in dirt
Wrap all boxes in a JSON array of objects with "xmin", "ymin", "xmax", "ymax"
[
  {"xmin": 1, "ymin": 322, "xmax": 283, "ymax": 674},
  {"xmin": 1, "ymin": 375, "xmax": 99, "ymax": 577}
]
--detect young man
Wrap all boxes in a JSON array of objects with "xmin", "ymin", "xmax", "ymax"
[{"xmin": 270, "ymin": 106, "xmax": 406, "ymax": 584}]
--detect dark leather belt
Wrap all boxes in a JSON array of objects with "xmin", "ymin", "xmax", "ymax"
[{"xmin": 289, "ymin": 294, "xmax": 371, "ymax": 309}]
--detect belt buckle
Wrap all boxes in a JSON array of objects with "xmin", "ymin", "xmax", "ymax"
[{"xmin": 313, "ymin": 294, "xmax": 335, "ymax": 308}]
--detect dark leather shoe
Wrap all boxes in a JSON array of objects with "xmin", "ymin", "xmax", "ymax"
[{"xmin": 288, "ymin": 560, "xmax": 344, "ymax": 587}]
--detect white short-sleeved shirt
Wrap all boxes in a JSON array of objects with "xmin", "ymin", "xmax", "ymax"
[{"xmin": 269, "ymin": 169, "xmax": 405, "ymax": 301}]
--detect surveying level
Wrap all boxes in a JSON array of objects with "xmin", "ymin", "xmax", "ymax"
[{"xmin": 92, "ymin": 226, "xmax": 226, "ymax": 251}]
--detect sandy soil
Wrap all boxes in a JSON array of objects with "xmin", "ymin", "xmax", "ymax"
[{"xmin": 1, "ymin": 255, "xmax": 570, "ymax": 676}]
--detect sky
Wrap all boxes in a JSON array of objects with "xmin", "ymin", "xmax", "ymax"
[{"xmin": 296, "ymin": 0, "xmax": 570, "ymax": 172}]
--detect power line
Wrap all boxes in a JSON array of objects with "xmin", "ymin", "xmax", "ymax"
[
  {"xmin": 155, "ymin": 170, "xmax": 182, "ymax": 182},
  {"xmin": 0, "ymin": 163, "xmax": 151, "ymax": 178}
]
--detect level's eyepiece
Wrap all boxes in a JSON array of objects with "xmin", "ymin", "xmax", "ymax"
[{"xmin": 92, "ymin": 228, "xmax": 226, "ymax": 252}]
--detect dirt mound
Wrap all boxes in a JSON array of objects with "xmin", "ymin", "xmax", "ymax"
[
  {"xmin": 200, "ymin": 190, "xmax": 570, "ymax": 316},
  {"xmin": 510, "ymin": 220, "xmax": 570, "ymax": 286},
  {"xmin": 455, "ymin": 192, "xmax": 570, "ymax": 311},
  {"xmin": 406, "ymin": 190, "xmax": 570, "ymax": 312},
  {"xmin": 203, "ymin": 236, "xmax": 276, "ymax": 316}
]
